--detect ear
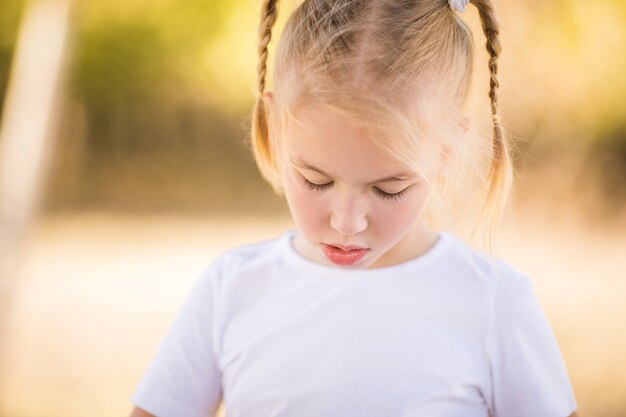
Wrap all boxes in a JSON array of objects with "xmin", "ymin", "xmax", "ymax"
[{"xmin": 263, "ymin": 91, "xmax": 274, "ymax": 107}]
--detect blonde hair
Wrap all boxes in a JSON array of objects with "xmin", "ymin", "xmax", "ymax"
[{"xmin": 250, "ymin": 0, "xmax": 514, "ymax": 254}]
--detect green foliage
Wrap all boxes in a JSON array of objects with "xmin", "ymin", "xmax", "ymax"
[
  {"xmin": 68, "ymin": 0, "xmax": 257, "ymax": 153},
  {"xmin": 514, "ymin": 0, "xmax": 626, "ymax": 145},
  {"xmin": 74, "ymin": 21, "xmax": 168, "ymax": 104},
  {"xmin": 0, "ymin": 0, "xmax": 24, "ymax": 47},
  {"xmin": 589, "ymin": 123, "xmax": 626, "ymax": 206},
  {"xmin": 0, "ymin": 0, "xmax": 25, "ymax": 119}
]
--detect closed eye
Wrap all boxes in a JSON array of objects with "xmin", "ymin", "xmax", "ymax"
[
  {"xmin": 374, "ymin": 187, "xmax": 407, "ymax": 201},
  {"xmin": 303, "ymin": 178, "xmax": 332, "ymax": 191},
  {"xmin": 302, "ymin": 178, "xmax": 407, "ymax": 201}
]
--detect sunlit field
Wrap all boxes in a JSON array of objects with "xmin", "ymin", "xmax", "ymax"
[{"xmin": 0, "ymin": 210, "xmax": 624, "ymax": 417}]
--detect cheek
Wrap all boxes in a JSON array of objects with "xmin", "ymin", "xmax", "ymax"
[
  {"xmin": 370, "ymin": 187, "xmax": 431, "ymax": 237},
  {"xmin": 283, "ymin": 178, "xmax": 327, "ymax": 233}
]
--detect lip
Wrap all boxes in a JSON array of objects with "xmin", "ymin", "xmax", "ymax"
[
  {"xmin": 328, "ymin": 243, "xmax": 367, "ymax": 251},
  {"xmin": 321, "ymin": 243, "xmax": 369, "ymax": 266}
]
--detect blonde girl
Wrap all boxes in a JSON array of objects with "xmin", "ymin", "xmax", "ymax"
[{"xmin": 130, "ymin": 1, "xmax": 579, "ymax": 416}]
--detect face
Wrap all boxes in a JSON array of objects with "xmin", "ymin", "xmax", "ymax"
[{"xmin": 272, "ymin": 100, "xmax": 448, "ymax": 270}]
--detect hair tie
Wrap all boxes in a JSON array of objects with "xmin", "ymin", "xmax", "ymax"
[{"xmin": 449, "ymin": 0, "xmax": 469, "ymax": 13}]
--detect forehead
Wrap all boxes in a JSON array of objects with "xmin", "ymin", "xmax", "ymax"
[{"xmin": 282, "ymin": 103, "xmax": 437, "ymax": 182}]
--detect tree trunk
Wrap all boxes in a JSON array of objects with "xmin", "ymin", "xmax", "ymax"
[{"xmin": 0, "ymin": 0, "xmax": 73, "ymax": 404}]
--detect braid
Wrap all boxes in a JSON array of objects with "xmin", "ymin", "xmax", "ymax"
[
  {"xmin": 257, "ymin": 0, "xmax": 279, "ymax": 95},
  {"xmin": 470, "ymin": 0, "xmax": 513, "ymax": 250},
  {"xmin": 472, "ymin": 0, "xmax": 506, "ymax": 171},
  {"xmin": 251, "ymin": 0, "xmax": 281, "ymax": 190}
]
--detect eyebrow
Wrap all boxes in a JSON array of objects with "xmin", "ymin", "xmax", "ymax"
[{"xmin": 293, "ymin": 159, "xmax": 416, "ymax": 184}]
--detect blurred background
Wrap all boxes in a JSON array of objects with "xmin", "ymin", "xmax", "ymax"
[{"xmin": 0, "ymin": 0, "xmax": 624, "ymax": 416}]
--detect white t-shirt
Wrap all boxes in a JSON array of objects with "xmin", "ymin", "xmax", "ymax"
[{"xmin": 131, "ymin": 229, "xmax": 577, "ymax": 417}]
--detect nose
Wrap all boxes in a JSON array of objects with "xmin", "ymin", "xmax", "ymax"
[{"xmin": 330, "ymin": 195, "xmax": 368, "ymax": 237}]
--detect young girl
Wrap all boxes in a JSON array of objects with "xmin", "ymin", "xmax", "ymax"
[{"xmin": 130, "ymin": 0, "xmax": 579, "ymax": 416}]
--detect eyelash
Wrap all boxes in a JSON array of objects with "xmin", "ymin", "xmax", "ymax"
[
  {"xmin": 303, "ymin": 179, "xmax": 332, "ymax": 192},
  {"xmin": 302, "ymin": 179, "xmax": 407, "ymax": 201}
]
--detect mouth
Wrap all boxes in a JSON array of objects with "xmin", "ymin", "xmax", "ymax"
[{"xmin": 321, "ymin": 243, "xmax": 369, "ymax": 266}]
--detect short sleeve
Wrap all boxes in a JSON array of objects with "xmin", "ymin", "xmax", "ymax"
[
  {"xmin": 485, "ymin": 262, "xmax": 577, "ymax": 417},
  {"xmin": 131, "ymin": 261, "xmax": 224, "ymax": 417}
]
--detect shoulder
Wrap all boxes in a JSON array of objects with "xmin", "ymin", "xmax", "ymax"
[
  {"xmin": 217, "ymin": 232, "xmax": 285, "ymax": 270},
  {"xmin": 197, "ymin": 231, "xmax": 288, "ymax": 288},
  {"xmin": 440, "ymin": 232, "xmax": 533, "ymax": 293}
]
